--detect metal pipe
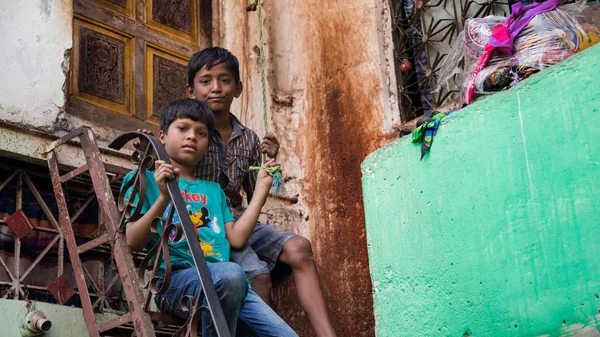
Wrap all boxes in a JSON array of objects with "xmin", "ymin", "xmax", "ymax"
[{"xmin": 23, "ymin": 310, "xmax": 52, "ymax": 335}]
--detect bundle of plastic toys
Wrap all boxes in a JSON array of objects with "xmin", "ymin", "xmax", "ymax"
[{"xmin": 438, "ymin": 0, "xmax": 600, "ymax": 105}]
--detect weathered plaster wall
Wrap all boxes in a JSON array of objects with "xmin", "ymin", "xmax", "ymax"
[
  {"xmin": 362, "ymin": 45, "xmax": 600, "ymax": 337},
  {"xmin": 0, "ymin": 0, "xmax": 73, "ymax": 133},
  {"xmin": 217, "ymin": 0, "xmax": 396, "ymax": 335}
]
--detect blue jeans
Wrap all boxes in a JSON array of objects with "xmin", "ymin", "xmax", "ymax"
[{"xmin": 156, "ymin": 262, "xmax": 297, "ymax": 337}]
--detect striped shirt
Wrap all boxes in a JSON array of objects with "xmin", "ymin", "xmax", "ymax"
[{"xmin": 194, "ymin": 114, "xmax": 262, "ymax": 219}]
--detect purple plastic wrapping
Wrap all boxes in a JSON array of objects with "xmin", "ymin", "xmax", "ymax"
[{"xmin": 436, "ymin": 1, "xmax": 600, "ymax": 105}]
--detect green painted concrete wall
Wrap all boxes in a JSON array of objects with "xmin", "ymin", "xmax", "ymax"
[
  {"xmin": 0, "ymin": 299, "xmax": 89, "ymax": 336},
  {"xmin": 0, "ymin": 299, "xmax": 124, "ymax": 336},
  {"xmin": 362, "ymin": 45, "xmax": 600, "ymax": 337}
]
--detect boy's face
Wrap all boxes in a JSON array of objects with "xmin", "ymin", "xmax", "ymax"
[
  {"xmin": 187, "ymin": 62, "xmax": 242, "ymax": 114},
  {"xmin": 159, "ymin": 117, "xmax": 210, "ymax": 167}
]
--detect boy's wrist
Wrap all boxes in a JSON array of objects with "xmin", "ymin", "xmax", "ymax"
[
  {"xmin": 254, "ymin": 183, "xmax": 271, "ymax": 196},
  {"xmin": 156, "ymin": 194, "xmax": 171, "ymax": 207}
]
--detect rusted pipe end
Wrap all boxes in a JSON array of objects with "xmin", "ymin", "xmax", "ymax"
[
  {"xmin": 24, "ymin": 310, "xmax": 52, "ymax": 333},
  {"xmin": 36, "ymin": 318, "xmax": 51, "ymax": 332}
]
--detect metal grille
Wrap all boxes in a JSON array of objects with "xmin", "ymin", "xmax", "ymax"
[
  {"xmin": 390, "ymin": 0, "xmax": 593, "ymax": 120},
  {"xmin": 391, "ymin": 0, "xmax": 514, "ymax": 121}
]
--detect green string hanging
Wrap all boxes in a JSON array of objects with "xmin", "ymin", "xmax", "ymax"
[{"xmin": 248, "ymin": 0, "xmax": 284, "ymax": 196}]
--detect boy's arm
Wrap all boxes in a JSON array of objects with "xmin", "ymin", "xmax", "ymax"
[
  {"xmin": 226, "ymin": 158, "xmax": 275, "ymax": 249},
  {"xmin": 241, "ymin": 137, "xmax": 262, "ymax": 203},
  {"xmin": 126, "ymin": 195, "xmax": 170, "ymax": 251},
  {"xmin": 126, "ymin": 161, "xmax": 178, "ymax": 251}
]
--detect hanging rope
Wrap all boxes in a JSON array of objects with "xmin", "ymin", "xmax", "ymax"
[{"xmin": 248, "ymin": 0, "xmax": 284, "ymax": 196}]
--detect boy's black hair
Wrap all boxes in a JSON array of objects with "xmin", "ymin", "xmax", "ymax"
[
  {"xmin": 186, "ymin": 47, "xmax": 240, "ymax": 87},
  {"xmin": 159, "ymin": 98, "xmax": 215, "ymax": 138}
]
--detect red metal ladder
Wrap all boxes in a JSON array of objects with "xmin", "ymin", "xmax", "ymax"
[
  {"xmin": 45, "ymin": 126, "xmax": 230, "ymax": 337},
  {"xmin": 45, "ymin": 127, "xmax": 156, "ymax": 337}
]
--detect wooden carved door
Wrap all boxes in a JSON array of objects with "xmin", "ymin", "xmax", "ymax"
[{"xmin": 69, "ymin": 0, "xmax": 213, "ymax": 132}]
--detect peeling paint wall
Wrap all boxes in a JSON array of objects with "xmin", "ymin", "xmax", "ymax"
[
  {"xmin": 217, "ymin": 0, "xmax": 398, "ymax": 335},
  {"xmin": 0, "ymin": 0, "xmax": 73, "ymax": 133},
  {"xmin": 362, "ymin": 45, "xmax": 600, "ymax": 337}
]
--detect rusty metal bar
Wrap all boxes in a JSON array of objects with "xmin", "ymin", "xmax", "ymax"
[
  {"xmin": 71, "ymin": 193, "xmax": 97, "ymax": 225},
  {"xmin": 33, "ymin": 227, "xmax": 60, "ymax": 234},
  {"xmin": 173, "ymin": 293, "xmax": 203, "ymax": 337},
  {"xmin": 78, "ymin": 127, "xmax": 157, "ymax": 337},
  {"xmin": 22, "ymin": 173, "xmax": 61, "ymax": 232},
  {"xmin": 105, "ymin": 273, "xmax": 120, "ymax": 294},
  {"xmin": 98, "ymin": 313, "xmax": 133, "ymax": 333},
  {"xmin": 22, "ymin": 170, "xmax": 66, "ymax": 279},
  {"xmin": 44, "ymin": 127, "xmax": 86, "ymax": 154},
  {"xmin": 13, "ymin": 171, "xmax": 22, "ymax": 300},
  {"xmin": 0, "ymin": 170, "xmax": 19, "ymax": 192},
  {"xmin": 19, "ymin": 235, "xmax": 60, "ymax": 281},
  {"xmin": 57, "ymin": 232, "xmax": 64, "ymax": 277},
  {"xmin": 98, "ymin": 262, "xmax": 105, "ymax": 311},
  {"xmin": 59, "ymin": 164, "xmax": 89, "ymax": 183},
  {"xmin": 110, "ymin": 131, "xmax": 231, "ymax": 337},
  {"xmin": 47, "ymin": 151, "xmax": 100, "ymax": 337},
  {"xmin": 82, "ymin": 265, "xmax": 111, "ymax": 310},
  {"xmin": 76, "ymin": 234, "xmax": 111, "ymax": 254},
  {"xmin": 2, "ymin": 284, "xmax": 52, "ymax": 298},
  {"xmin": 23, "ymin": 284, "xmax": 51, "ymax": 291},
  {"xmin": 0, "ymin": 255, "xmax": 16, "ymax": 282}
]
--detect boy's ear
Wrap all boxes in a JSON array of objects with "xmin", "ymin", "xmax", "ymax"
[
  {"xmin": 158, "ymin": 130, "xmax": 166, "ymax": 144},
  {"xmin": 186, "ymin": 85, "xmax": 197, "ymax": 99},
  {"xmin": 234, "ymin": 81, "xmax": 243, "ymax": 98}
]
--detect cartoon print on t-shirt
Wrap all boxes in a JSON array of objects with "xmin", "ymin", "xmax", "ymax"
[
  {"xmin": 188, "ymin": 205, "xmax": 220, "ymax": 235},
  {"xmin": 207, "ymin": 216, "xmax": 221, "ymax": 234},
  {"xmin": 200, "ymin": 241, "xmax": 213, "ymax": 255},
  {"xmin": 189, "ymin": 205, "xmax": 210, "ymax": 235},
  {"xmin": 187, "ymin": 239, "xmax": 221, "ymax": 259},
  {"xmin": 165, "ymin": 203, "xmax": 220, "ymax": 243}
]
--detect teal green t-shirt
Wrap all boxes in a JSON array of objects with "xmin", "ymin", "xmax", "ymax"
[{"xmin": 121, "ymin": 170, "xmax": 235, "ymax": 268}]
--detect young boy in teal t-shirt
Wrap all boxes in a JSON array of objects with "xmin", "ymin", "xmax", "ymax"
[{"xmin": 121, "ymin": 99, "xmax": 297, "ymax": 337}]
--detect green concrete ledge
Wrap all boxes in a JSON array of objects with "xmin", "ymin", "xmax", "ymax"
[
  {"xmin": 0, "ymin": 299, "xmax": 126, "ymax": 337},
  {"xmin": 362, "ymin": 45, "xmax": 600, "ymax": 337}
]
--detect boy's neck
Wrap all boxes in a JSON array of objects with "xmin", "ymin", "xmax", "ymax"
[
  {"xmin": 213, "ymin": 110, "xmax": 232, "ymax": 132},
  {"xmin": 170, "ymin": 159, "xmax": 195, "ymax": 180}
]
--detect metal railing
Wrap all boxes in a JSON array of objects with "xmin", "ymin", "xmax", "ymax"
[
  {"xmin": 0, "ymin": 126, "xmax": 230, "ymax": 336},
  {"xmin": 110, "ymin": 131, "xmax": 231, "ymax": 337}
]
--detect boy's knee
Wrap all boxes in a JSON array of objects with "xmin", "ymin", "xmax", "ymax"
[
  {"xmin": 282, "ymin": 236, "xmax": 313, "ymax": 267},
  {"xmin": 214, "ymin": 262, "xmax": 247, "ymax": 292},
  {"xmin": 211, "ymin": 262, "xmax": 247, "ymax": 305}
]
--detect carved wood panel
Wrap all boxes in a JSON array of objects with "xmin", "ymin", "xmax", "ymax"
[
  {"xmin": 152, "ymin": 55, "xmax": 187, "ymax": 118},
  {"xmin": 147, "ymin": 0, "xmax": 198, "ymax": 44},
  {"xmin": 146, "ymin": 47, "xmax": 188, "ymax": 124},
  {"xmin": 70, "ymin": 0, "xmax": 209, "ymax": 131},
  {"xmin": 71, "ymin": 18, "xmax": 132, "ymax": 117},
  {"xmin": 152, "ymin": 0, "xmax": 192, "ymax": 34},
  {"xmin": 79, "ymin": 27, "xmax": 126, "ymax": 104}
]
